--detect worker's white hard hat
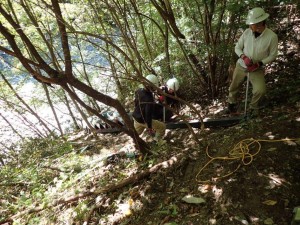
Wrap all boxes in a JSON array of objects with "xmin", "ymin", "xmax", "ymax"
[
  {"xmin": 246, "ymin": 7, "xmax": 269, "ymax": 25},
  {"xmin": 145, "ymin": 74, "xmax": 159, "ymax": 87},
  {"xmin": 166, "ymin": 78, "xmax": 180, "ymax": 91}
]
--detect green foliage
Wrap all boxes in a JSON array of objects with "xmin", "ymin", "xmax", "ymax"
[
  {"xmin": 0, "ymin": 134, "xmax": 143, "ymax": 223},
  {"xmin": 0, "ymin": 137, "xmax": 73, "ymax": 222},
  {"xmin": 0, "ymin": 1, "xmax": 298, "ymax": 224},
  {"xmin": 157, "ymin": 203, "xmax": 179, "ymax": 216},
  {"xmin": 18, "ymin": 137, "xmax": 72, "ymax": 164},
  {"xmin": 74, "ymin": 200, "xmax": 89, "ymax": 220}
]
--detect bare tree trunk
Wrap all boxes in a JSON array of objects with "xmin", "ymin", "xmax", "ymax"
[
  {"xmin": 0, "ymin": 141, "xmax": 18, "ymax": 162},
  {"xmin": 67, "ymin": 86, "xmax": 95, "ymax": 133},
  {"xmin": 130, "ymin": 0, "xmax": 153, "ymax": 60},
  {"xmin": 63, "ymin": 92, "xmax": 80, "ymax": 130},
  {"xmin": 150, "ymin": 0, "xmax": 185, "ymax": 39},
  {"xmin": 63, "ymin": 83, "xmax": 150, "ymax": 154},
  {"xmin": 0, "ymin": 112, "xmax": 24, "ymax": 140},
  {"xmin": 73, "ymin": 34, "xmax": 101, "ymax": 112},
  {"xmin": 42, "ymin": 83, "xmax": 64, "ymax": 136},
  {"xmin": 13, "ymin": 107, "xmax": 46, "ymax": 138},
  {"xmin": 0, "ymin": 72, "xmax": 53, "ymax": 136},
  {"xmin": 0, "ymin": 0, "xmax": 152, "ymax": 153},
  {"xmin": 164, "ymin": 22, "xmax": 172, "ymax": 77}
]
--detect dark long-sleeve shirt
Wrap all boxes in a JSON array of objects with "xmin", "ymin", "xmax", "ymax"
[
  {"xmin": 158, "ymin": 86, "xmax": 178, "ymax": 106},
  {"xmin": 132, "ymin": 88, "xmax": 154, "ymax": 128}
]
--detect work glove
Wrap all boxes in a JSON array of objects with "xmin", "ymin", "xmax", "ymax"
[
  {"xmin": 159, "ymin": 95, "xmax": 165, "ymax": 103},
  {"xmin": 241, "ymin": 55, "xmax": 253, "ymax": 66},
  {"xmin": 147, "ymin": 128, "xmax": 156, "ymax": 137},
  {"xmin": 247, "ymin": 63, "xmax": 260, "ymax": 72}
]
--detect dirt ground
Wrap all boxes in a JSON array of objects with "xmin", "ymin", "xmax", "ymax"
[
  {"xmin": 89, "ymin": 97, "xmax": 299, "ymax": 225},
  {"xmin": 115, "ymin": 108, "xmax": 299, "ymax": 225},
  {"xmin": 83, "ymin": 59, "xmax": 300, "ymax": 224},
  {"xmin": 54, "ymin": 54, "xmax": 299, "ymax": 225}
]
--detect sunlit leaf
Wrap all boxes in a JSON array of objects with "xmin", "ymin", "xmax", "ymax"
[
  {"xmin": 267, "ymin": 147, "xmax": 277, "ymax": 152},
  {"xmin": 264, "ymin": 218, "xmax": 274, "ymax": 225},
  {"xmin": 284, "ymin": 139, "xmax": 297, "ymax": 146},
  {"xmin": 262, "ymin": 200, "xmax": 277, "ymax": 205},
  {"xmin": 182, "ymin": 195, "xmax": 206, "ymax": 204}
]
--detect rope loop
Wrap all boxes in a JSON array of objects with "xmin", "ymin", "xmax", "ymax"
[{"xmin": 196, "ymin": 138, "xmax": 298, "ymax": 183}]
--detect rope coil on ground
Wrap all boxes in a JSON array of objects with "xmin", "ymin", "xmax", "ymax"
[{"xmin": 196, "ymin": 138, "xmax": 298, "ymax": 183}]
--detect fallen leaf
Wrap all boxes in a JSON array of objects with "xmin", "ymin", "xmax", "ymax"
[
  {"xmin": 264, "ymin": 218, "xmax": 274, "ymax": 224},
  {"xmin": 179, "ymin": 188, "xmax": 189, "ymax": 193},
  {"xmin": 284, "ymin": 139, "xmax": 297, "ymax": 146},
  {"xmin": 267, "ymin": 147, "xmax": 277, "ymax": 152},
  {"xmin": 187, "ymin": 213, "xmax": 200, "ymax": 217},
  {"xmin": 182, "ymin": 195, "xmax": 206, "ymax": 204},
  {"xmin": 262, "ymin": 200, "xmax": 277, "ymax": 205}
]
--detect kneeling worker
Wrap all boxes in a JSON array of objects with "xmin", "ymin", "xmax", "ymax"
[
  {"xmin": 154, "ymin": 77, "xmax": 180, "ymax": 122},
  {"xmin": 132, "ymin": 74, "xmax": 166, "ymax": 142}
]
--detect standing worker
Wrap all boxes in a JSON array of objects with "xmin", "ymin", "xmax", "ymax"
[
  {"xmin": 132, "ymin": 74, "xmax": 166, "ymax": 143},
  {"xmin": 227, "ymin": 7, "xmax": 278, "ymax": 117}
]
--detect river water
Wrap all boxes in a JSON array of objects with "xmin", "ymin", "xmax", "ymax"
[{"xmin": 0, "ymin": 74, "xmax": 118, "ymax": 150}]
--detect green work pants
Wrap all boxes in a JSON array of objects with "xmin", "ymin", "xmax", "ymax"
[{"xmin": 228, "ymin": 62, "xmax": 266, "ymax": 110}]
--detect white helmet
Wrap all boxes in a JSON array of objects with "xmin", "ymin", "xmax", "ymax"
[
  {"xmin": 166, "ymin": 78, "xmax": 180, "ymax": 91},
  {"xmin": 246, "ymin": 7, "xmax": 269, "ymax": 25},
  {"xmin": 145, "ymin": 74, "xmax": 159, "ymax": 87}
]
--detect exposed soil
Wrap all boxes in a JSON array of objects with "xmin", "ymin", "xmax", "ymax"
[
  {"xmin": 133, "ymin": 115, "xmax": 299, "ymax": 224},
  {"xmin": 2, "ymin": 66, "xmax": 298, "ymax": 225},
  {"xmin": 4, "ymin": 53, "xmax": 298, "ymax": 225},
  {"xmin": 90, "ymin": 58, "xmax": 300, "ymax": 225},
  {"xmin": 106, "ymin": 105, "xmax": 299, "ymax": 225}
]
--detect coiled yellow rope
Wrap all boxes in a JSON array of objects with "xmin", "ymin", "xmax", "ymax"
[{"xmin": 196, "ymin": 138, "xmax": 298, "ymax": 183}]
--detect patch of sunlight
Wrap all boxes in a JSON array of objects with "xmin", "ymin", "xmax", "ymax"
[
  {"xmin": 267, "ymin": 173, "xmax": 290, "ymax": 189},
  {"xmin": 98, "ymin": 198, "xmax": 135, "ymax": 224},
  {"xmin": 264, "ymin": 131, "xmax": 276, "ymax": 140},
  {"xmin": 57, "ymin": 207, "xmax": 76, "ymax": 225},
  {"xmin": 117, "ymin": 201, "xmax": 132, "ymax": 216},
  {"xmin": 198, "ymin": 184, "xmax": 211, "ymax": 194},
  {"xmin": 94, "ymin": 196, "xmax": 144, "ymax": 224},
  {"xmin": 227, "ymin": 178, "xmax": 237, "ymax": 183},
  {"xmin": 214, "ymin": 108, "xmax": 224, "ymax": 114},
  {"xmin": 229, "ymin": 213, "xmax": 260, "ymax": 224},
  {"xmin": 283, "ymin": 138, "xmax": 297, "ymax": 146},
  {"xmin": 212, "ymin": 185, "xmax": 223, "ymax": 201},
  {"xmin": 233, "ymin": 216, "xmax": 250, "ymax": 224},
  {"xmin": 249, "ymin": 216, "xmax": 260, "ymax": 223},
  {"xmin": 209, "ymin": 218, "xmax": 217, "ymax": 224}
]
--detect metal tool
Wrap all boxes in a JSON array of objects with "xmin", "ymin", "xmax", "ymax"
[
  {"xmin": 244, "ymin": 72, "xmax": 250, "ymax": 116},
  {"xmin": 163, "ymin": 89, "xmax": 166, "ymax": 122}
]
